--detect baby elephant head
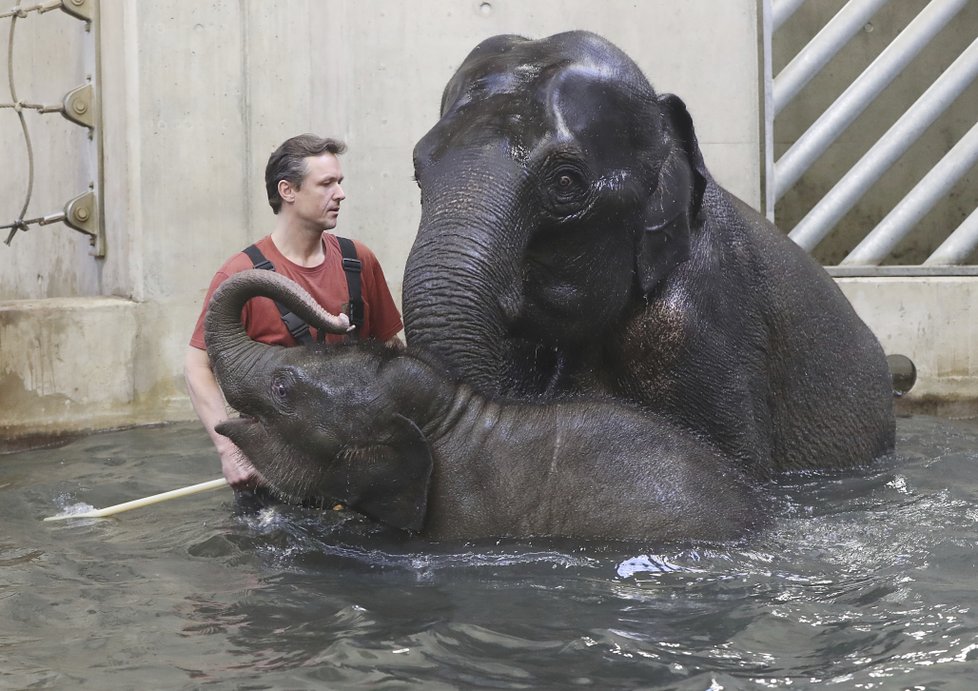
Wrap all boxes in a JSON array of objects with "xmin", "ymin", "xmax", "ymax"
[
  {"xmin": 215, "ymin": 344, "xmax": 434, "ymax": 532},
  {"xmin": 205, "ymin": 271, "xmax": 433, "ymax": 531}
]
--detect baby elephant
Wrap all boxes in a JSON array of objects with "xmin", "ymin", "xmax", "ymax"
[{"xmin": 207, "ymin": 271, "xmax": 758, "ymax": 543}]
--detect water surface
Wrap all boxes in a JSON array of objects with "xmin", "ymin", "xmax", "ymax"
[{"xmin": 2, "ymin": 417, "xmax": 977, "ymax": 688}]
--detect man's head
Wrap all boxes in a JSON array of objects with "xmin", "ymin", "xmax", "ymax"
[{"xmin": 265, "ymin": 134, "xmax": 347, "ymax": 215}]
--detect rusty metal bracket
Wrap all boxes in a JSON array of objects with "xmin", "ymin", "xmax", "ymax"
[
  {"xmin": 0, "ymin": 83, "xmax": 96, "ymax": 129},
  {"xmin": 62, "ymin": 189, "xmax": 99, "ymax": 247},
  {"xmin": 61, "ymin": 82, "xmax": 94, "ymax": 129},
  {"xmin": 1, "ymin": 190, "xmax": 103, "ymax": 256},
  {"xmin": 59, "ymin": 0, "xmax": 94, "ymax": 23}
]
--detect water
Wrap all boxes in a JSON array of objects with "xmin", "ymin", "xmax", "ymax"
[{"xmin": 2, "ymin": 416, "xmax": 977, "ymax": 689}]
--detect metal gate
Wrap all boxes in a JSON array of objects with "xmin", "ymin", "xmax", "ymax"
[{"xmin": 762, "ymin": 0, "xmax": 978, "ymax": 275}]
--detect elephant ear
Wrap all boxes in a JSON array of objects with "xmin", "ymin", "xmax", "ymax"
[
  {"xmin": 636, "ymin": 94, "xmax": 709, "ymax": 296},
  {"xmin": 329, "ymin": 414, "xmax": 433, "ymax": 533}
]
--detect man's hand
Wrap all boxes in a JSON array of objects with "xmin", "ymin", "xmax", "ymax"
[
  {"xmin": 185, "ymin": 345, "xmax": 267, "ymax": 490},
  {"xmin": 217, "ymin": 438, "xmax": 264, "ymax": 489}
]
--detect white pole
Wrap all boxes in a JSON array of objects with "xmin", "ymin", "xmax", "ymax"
[
  {"xmin": 774, "ymin": 0, "xmax": 968, "ymax": 200},
  {"xmin": 788, "ymin": 37, "xmax": 978, "ymax": 251},
  {"xmin": 44, "ymin": 478, "xmax": 229, "ymax": 521},
  {"xmin": 925, "ymin": 205, "xmax": 978, "ymax": 266},
  {"xmin": 773, "ymin": 0, "xmax": 891, "ymax": 115},
  {"xmin": 843, "ymin": 120, "xmax": 978, "ymax": 265}
]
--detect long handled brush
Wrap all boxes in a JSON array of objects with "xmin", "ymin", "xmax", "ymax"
[{"xmin": 43, "ymin": 478, "xmax": 229, "ymax": 521}]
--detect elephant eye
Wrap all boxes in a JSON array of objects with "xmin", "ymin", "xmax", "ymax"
[
  {"xmin": 553, "ymin": 168, "xmax": 584, "ymax": 192},
  {"xmin": 548, "ymin": 165, "xmax": 589, "ymax": 211},
  {"xmin": 271, "ymin": 372, "xmax": 294, "ymax": 404}
]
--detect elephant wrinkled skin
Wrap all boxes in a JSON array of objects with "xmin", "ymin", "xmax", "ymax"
[
  {"xmin": 206, "ymin": 270, "xmax": 757, "ymax": 542},
  {"xmin": 403, "ymin": 31, "xmax": 895, "ymax": 476}
]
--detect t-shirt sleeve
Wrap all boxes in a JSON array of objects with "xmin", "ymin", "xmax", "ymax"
[
  {"xmin": 188, "ymin": 269, "xmax": 233, "ymax": 350},
  {"xmin": 356, "ymin": 241, "xmax": 403, "ymax": 342}
]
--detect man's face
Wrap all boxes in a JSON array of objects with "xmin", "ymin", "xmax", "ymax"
[{"xmin": 290, "ymin": 153, "xmax": 346, "ymax": 229}]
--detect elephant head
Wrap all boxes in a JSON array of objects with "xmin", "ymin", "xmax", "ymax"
[
  {"xmin": 403, "ymin": 31, "xmax": 707, "ymax": 396},
  {"xmin": 205, "ymin": 270, "xmax": 433, "ymax": 531}
]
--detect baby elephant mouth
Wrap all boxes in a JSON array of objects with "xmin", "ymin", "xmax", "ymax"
[
  {"xmin": 215, "ymin": 414, "xmax": 258, "ymax": 433},
  {"xmin": 214, "ymin": 414, "xmax": 265, "ymax": 452}
]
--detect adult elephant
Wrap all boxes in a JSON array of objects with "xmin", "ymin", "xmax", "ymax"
[{"xmin": 403, "ymin": 31, "xmax": 894, "ymax": 476}]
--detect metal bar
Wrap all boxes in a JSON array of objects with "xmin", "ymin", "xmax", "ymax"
[
  {"xmin": 788, "ymin": 37, "xmax": 978, "ymax": 252},
  {"xmin": 772, "ymin": 0, "xmax": 807, "ymax": 31},
  {"xmin": 925, "ymin": 205, "xmax": 978, "ymax": 266},
  {"xmin": 761, "ymin": 0, "xmax": 776, "ymax": 220},
  {"xmin": 774, "ymin": 0, "xmax": 967, "ymax": 200},
  {"xmin": 827, "ymin": 265, "xmax": 978, "ymax": 277},
  {"xmin": 842, "ymin": 121, "xmax": 978, "ymax": 265},
  {"xmin": 773, "ymin": 0, "xmax": 890, "ymax": 115}
]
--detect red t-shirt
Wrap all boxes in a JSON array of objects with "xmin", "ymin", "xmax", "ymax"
[{"xmin": 189, "ymin": 233, "xmax": 403, "ymax": 349}]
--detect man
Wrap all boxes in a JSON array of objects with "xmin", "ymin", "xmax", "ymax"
[{"xmin": 185, "ymin": 134, "xmax": 403, "ymax": 489}]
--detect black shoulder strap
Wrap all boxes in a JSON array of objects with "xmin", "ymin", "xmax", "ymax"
[
  {"xmin": 242, "ymin": 244, "xmax": 316, "ymax": 344},
  {"xmin": 336, "ymin": 236, "xmax": 363, "ymax": 339}
]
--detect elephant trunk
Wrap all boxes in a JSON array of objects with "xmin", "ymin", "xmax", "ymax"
[
  {"xmin": 403, "ymin": 161, "xmax": 529, "ymax": 394},
  {"xmin": 204, "ymin": 269, "xmax": 349, "ymax": 410}
]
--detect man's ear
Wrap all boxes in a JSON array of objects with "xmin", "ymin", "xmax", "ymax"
[
  {"xmin": 635, "ymin": 94, "xmax": 708, "ymax": 296},
  {"xmin": 277, "ymin": 179, "xmax": 296, "ymax": 205},
  {"xmin": 327, "ymin": 414, "xmax": 433, "ymax": 532}
]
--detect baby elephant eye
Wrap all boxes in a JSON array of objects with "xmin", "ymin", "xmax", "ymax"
[
  {"xmin": 271, "ymin": 375, "xmax": 292, "ymax": 402},
  {"xmin": 558, "ymin": 174, "xmax": 574, "ymax": 188}
]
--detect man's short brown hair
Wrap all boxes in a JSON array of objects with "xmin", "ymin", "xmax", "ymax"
[{"xmin": 265, "ymin": 134, "xmax": 347, "ymax": 214}]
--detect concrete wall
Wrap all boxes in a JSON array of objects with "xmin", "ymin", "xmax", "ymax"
[
  {"xmin": 840, "ymin": 277, "xmax": 978, "ymax": 417},
  {"xmin": 1, "ymin": 0, "xmax": 764, "ymax": 443}
]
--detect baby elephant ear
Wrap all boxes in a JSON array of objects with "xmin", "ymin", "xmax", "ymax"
[
  {"xmin": 636, "ymin": 94, "xmax": 708, "ymax": 296},
  {"xmin": 330, "ymin": 414, "xmax": 433, "ymax": 532}
]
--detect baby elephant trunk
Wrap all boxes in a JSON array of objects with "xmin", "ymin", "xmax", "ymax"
[{"xmin": 204, "ymin": 269, "xmax": 350, "ymax": 408}]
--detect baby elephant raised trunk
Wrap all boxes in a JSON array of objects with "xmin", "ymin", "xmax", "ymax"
[{"xmin": 204, "ymin": 269, "xmax": 351, "ymax": 412}]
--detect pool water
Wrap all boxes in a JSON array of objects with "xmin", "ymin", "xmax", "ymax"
[{"xmin": 2, "ymin": 416, "xmax": 977, "ymax": 688}]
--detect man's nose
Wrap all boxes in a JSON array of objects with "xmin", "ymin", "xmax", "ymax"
[{"xmin": 335, "ymin": 184, "xmax": 346, "ymax": 201}]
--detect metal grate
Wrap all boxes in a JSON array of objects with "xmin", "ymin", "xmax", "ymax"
[{"xmin": 762, "ymin": 0, "xmax": 978, "ymax": 274}]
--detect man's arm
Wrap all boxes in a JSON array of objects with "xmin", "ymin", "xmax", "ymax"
[{"xmin": 183, "ymin": 345, "xmax": 263, "ymax": 489}]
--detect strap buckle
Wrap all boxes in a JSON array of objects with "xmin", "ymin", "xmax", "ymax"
[
  {"xmin": 281, "ymin": 310, "xmax": 312, "ymax": 342},
  {"xmin": 342, "ymin": 257, "xmax": 362, "ymax": 273}
]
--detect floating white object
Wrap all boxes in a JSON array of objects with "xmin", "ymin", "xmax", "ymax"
[{"xmin": 43, "ymin": 478, "xmax": 229, "ymax": 521}]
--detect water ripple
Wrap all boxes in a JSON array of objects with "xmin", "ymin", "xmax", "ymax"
[{"xmin": 2, "ymin": 417, "xmax": 977, "ymax": 688}]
